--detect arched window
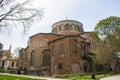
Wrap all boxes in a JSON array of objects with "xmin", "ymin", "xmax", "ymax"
[
  {"xmin": 43, "ymin": 50, "xmax": 50, "ymax": 67},
  {"xmin": 81, "ymin": 44, "xmax": 86, "ymax": 57},
  {"xmin": 52, "ymin": 46, "xmax": 55, "ymax": 56},
  {"xmin": 74, "ymin": 40, "xmax": 77, "ymax": 54},
  {"xmin": 30, "ymin": 51, "xmax": 35, "ymax": 66},
  {"xmin": 60, "ymin": 44, "xmax": 64, "ymax": 55}
]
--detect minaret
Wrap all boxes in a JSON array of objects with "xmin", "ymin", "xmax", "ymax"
[{"xmin": 9, "ymin": 44, "xmax": 11, "ymax": 53}]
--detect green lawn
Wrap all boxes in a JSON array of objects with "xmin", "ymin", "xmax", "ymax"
[
  {"xmin": 0, "ymin": 74, "xmax": 43, "ymax": 80},
  {"xmin": 55, "ymin": 72, "xmax": 120, "ymax": 80}
]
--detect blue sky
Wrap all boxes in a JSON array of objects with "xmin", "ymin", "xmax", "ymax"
[{"xmin": 0, "ymin": 0, "xmax": 120, "ymax": 54}]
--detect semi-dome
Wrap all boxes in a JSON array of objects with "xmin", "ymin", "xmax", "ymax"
[{"xmin": 51, "ymin": 20, "xmax": 84, "ymax": 34}]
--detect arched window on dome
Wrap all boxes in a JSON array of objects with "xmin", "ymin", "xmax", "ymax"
[
  {"xmin": 60, "ymin": 44, "xmax": 64, "ymax": 55},
  {"xmin": 57, "ymin": 26, "xmax": 59, "ymax": 32},
  {"xmin": 54, "ymin": 28, "xmax": 57, "ymax": 32},
  {"xmin": 61, "ymin": 24, "xmax": 64, "ymax": 31},
  {"xmin": 69, "ymin": 24, "xmax": 72, "ymax": 30},
  {"xmin": 74, "ymin": 25, "xmax": 78, "ymax": 31},
  {"xmin": 72, "ymin": 24, "xmax": 75, "ymax": 31},
  {"xmin": 78, "ymin": 26, "xmax": 81, "ymax": 32},
  {"xmin": 59, "ymin": 26, "xmax": 61, "ymax": 31},
  {"xmin": 52, "ymin": 29, "xmax": 54, "ymax": 32},
  {"xmin": 66, "ymin": 24, "xmax": 69, "ymax": 30},
  {"xmin": 76, "ymin": 25, "xmax": 79, "ymax": 31}
]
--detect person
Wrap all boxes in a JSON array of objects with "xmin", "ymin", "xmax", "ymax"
[
  {"xmin": 17, "ymin": 69, "xmax": 21, "ymax": 74},
  {"xmin": 109, "ymin": 67, "xmax": 112, "ymax": 72}
]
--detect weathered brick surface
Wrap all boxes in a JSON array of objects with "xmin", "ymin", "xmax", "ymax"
[
  {"xmin": 48, "ymin": 36, "xmax": 87, "ymax": 75},
  {"xmin": 18, "ymin": 20, "xmax": 93, "ymax": 76}
]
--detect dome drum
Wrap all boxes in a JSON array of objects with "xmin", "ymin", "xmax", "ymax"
[{"xmin": 51, "ymin": 20, "xmax": 84, "ymax": 34}]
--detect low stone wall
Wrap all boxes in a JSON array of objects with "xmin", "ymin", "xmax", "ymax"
[
  {"xmin": 26, "ymin": 69, "xmax": 50, "ymax": 76},
  {"xmin": 27, "ymin": 70, "xmax": 38, "ymax": 75}
]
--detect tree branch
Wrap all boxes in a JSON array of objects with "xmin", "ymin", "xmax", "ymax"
[
  {"xmin": 0, "ymin": 0, "xmax": 43, "ymax": 33},
  {"xmin": 0, "ymin": 0, "xmax": 4, "ymax": 4}
]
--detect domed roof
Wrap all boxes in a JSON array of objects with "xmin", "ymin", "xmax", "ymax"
[{"xmin": 51, "ymin": 20, "xmax": 84, "ymax": 34}]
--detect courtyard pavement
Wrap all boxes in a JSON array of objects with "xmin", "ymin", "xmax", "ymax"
[
  {"xmin": 100, "ymin": 75, "xmax": 120, "ymax": 80},
  {"xmin": 0, "ymin": 73, "xmax": 70, "ymax": 80}
]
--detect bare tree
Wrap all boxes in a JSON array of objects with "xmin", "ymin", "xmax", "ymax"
[
  {"xmin": 0, "ymin": 0, "xmax": 43, "ymax": 33},
  {"xmin": 13, "ymin": 47, "xmax": 22, "ymax": 57}
]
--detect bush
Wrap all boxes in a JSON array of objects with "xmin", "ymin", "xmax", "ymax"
[
  {"xmin": 0, "ymin": 70, "xmax": 5, "ymax": 73},
  {"xmin": 8, "ymin": 70, "xmax": 17, "ymax": 74},
  {"xmin": 0, "ymin": 70, "xmax": 16, "ymax": 74}
]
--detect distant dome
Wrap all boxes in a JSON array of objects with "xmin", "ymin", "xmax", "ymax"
[{"xmin": 51, "ymin": 20, "xmax": 84, "ymax": 34}]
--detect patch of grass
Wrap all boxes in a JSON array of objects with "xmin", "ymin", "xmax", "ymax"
[
  {"xmin": 0, "ymin": 74, "xmax": 43, "ymax": 80},
  {"xmin": 55, "ymin": 72, "xmax": 120, "ymax": 80}
]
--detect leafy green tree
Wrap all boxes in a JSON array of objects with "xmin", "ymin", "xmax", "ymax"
[
  {"xmin": 95, "ymin": 16, "xmax": 120, "ymax": 38},
  {"xmin": 92, "ymin": 16, "xmax": 120, "ymax": 71}
]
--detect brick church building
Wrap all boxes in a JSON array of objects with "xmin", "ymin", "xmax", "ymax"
[{"xmin": 18, "ymin": 19, "xmax": 94, "ymax": 76}]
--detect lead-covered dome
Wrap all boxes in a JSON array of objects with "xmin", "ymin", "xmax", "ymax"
[{"xmin": 51, "ymin": 20, "xmax": 84, "ymax": 34}]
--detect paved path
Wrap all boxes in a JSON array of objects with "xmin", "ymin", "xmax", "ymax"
[
  {"xmin": 100, "ymin": 75, "xmax": 120, "ymax": 80},
  {"xmin": 0, "ymin": 73, "xmax": 70, "ymax": 80}
]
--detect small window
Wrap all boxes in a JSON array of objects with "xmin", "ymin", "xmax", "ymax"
[{"xmin": 58, "ymin": 63, "xmax": 62, "ymax": 69}]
